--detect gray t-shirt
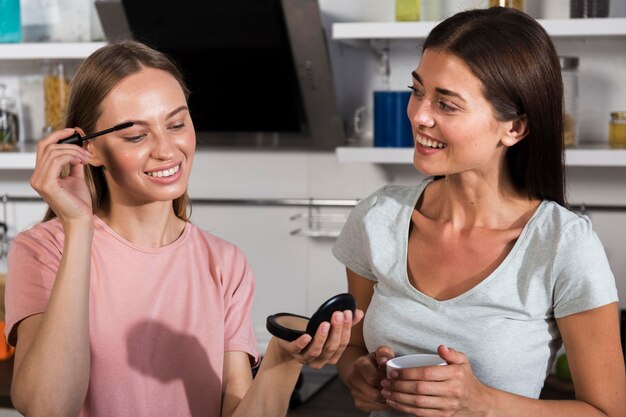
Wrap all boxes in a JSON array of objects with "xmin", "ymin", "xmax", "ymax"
[{"xmin": 333, "ymin": 178, "xmax": 618, "ymax": 415}]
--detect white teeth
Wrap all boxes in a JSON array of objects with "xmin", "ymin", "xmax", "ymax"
[
  {"xmin": 147, "ymin": 164, "xmax": 180, "ymax": 178},
  {"xmin": 416, "ymin": 134, "xmax": 447, "ymax": 149}
]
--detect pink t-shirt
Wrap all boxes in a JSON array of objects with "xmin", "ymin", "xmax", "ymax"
[{"xmin": 5, "ymin": 216, "xmax": 259, "ymax": 417}]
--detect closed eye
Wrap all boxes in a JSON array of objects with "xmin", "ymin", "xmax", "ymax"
[
  {"xmin": 437, "ymin": 99, "xmax": 459, "ymax": 113},
  {"xmin": 123, "ymin": 134, "xmax": 146, "ymax": 143},
  {"xmin": 169, "ymin": 123, "xmax": 185, "ymax": 130}
]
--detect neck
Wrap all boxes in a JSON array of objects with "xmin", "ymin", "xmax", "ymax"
[
  {"xmin": 423, "ymin": 171, "xmax": 538, "ymax": 231},
  {"xmin": 97, "ymin": 202, "xmax": 185, "ymax": 247}
]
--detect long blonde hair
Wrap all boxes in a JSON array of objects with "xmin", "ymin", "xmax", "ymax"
[{"xmin": 43, "ymin": 40, "xmax": 192, "ymax": 222}]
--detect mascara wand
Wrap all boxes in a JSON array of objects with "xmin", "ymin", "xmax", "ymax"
[{"xmin": 57, "ymin": 122, "xmax": 135, "ymax": 146}]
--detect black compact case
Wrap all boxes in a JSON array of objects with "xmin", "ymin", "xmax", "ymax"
[{"xmin": 266, "ymin": 293, "xmax": 356, "ymax": 342}]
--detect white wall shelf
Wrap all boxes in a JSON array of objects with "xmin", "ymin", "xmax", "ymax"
[
  {"xmin": 0, "ymin": 42, "xmax": 107, "ymax": 60},
  {"xmin": 4, "ymin": 147, "xmax": 626, "ymax": 170},
  {"xmin": 0, "ymin": 151, "xmax": 36, "ymax": 169},
  {"xmin": 336, "ymin": 146, "xmax": 626, "ymax": 167},
  {"xmin": 332, "ymin": 18, "xmax": 626, "ymax": 43}
]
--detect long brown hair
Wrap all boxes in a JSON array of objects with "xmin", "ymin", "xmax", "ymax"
[
  {"xmin": 43, "ymin": 40, "xmax": 192, "ymax": 221},
  {"xmin": 423, "ymin": 7, "xmax": 566, "ymax": 206}
]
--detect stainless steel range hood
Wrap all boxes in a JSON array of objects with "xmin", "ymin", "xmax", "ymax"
[{"xmin": 95, "ymin": 0, "xmax": 346, "ymax": 150}]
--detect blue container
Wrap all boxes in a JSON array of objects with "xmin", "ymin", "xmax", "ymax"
[
  {"xmin": 374, "ymin": 91, "xmax": 413, "ymax": 148},
  {"xmin": 0, "ymin": 0, "xmax": 22, "ymax": 43}
]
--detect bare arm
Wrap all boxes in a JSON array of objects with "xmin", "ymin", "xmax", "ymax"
[
  {"xmin": 12, "ymin": 222, "xmax": 93, "ymax": 417},
  {"xmin": 222, "ymin": 307, "xmax": 363, "ymax": 417},
  {"xmin": 484, "ymin": 302, "xmax": 626, "ymax": 417},
  {"xmin": 336, "ymin": 268, "xmax": 392, "ymax": 413},
  {"xmin": 11, "ymin": 130, "xmax": 94, "ymax": 417},
  {"xmin": 383, "ymin": 303, "xmax": 626, "ymax": 417},
  {"xmin": 336, "ymin": 268, "xmax": 373, "ymax": 384}
]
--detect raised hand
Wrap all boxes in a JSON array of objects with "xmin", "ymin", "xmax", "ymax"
[{"xmin": 30, "ymin": 128, "xmax": 93, "ymax": 223}]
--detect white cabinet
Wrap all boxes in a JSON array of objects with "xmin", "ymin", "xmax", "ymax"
[{"xmin": 331, "ymin": 17, "xmax": 626, "ymax": 165}]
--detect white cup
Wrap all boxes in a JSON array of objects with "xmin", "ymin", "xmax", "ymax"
[{"xmin": 386, "ymin": 354, "xmax": 447, "ymax": 378}]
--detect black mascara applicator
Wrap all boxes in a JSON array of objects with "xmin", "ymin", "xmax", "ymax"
[{"xmin": 57, "ymin": 122, "xmax": 135, "ymax": 146}]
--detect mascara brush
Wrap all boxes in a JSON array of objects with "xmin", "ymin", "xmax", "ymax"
[{"xmin": 57, "ymin": 122, "xmax": 135, "ymax": 146}]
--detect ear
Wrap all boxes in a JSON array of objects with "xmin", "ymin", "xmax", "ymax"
[
  {"xmin": 501, "ymin": 115, "xmax": 528, "ymax": 147},
  {"xmin": 84, "ymin": 136, "xmax": 105, "ymax": 167}
]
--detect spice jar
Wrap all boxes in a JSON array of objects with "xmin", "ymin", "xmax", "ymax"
[
  {"xmin": 609, "ymin": 112, "xmax": 626, "ymax": 149},
  {"xmin": 0, "ymin": 84, "xmax": 19, "ymax": 152},
  {"xmin": 42, "ymin": 61, "xmax": 71, "ymax": 132},
  {"xmin": 560, "ymin": 56, "xmax": 579, "ymax": 148}
]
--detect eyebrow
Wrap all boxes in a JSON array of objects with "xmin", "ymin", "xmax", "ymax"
[
  {"xmin": 123, "ymin": 105, "xmax": 189, "ymax": 127},
  {"xmin": 411, "ymin": 71, "xmax": 467, "ymax": 103}
]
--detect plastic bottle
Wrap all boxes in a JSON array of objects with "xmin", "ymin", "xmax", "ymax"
[{"xmin": 0, "ymin": 0, "xmax": 22, "ymax": 42}]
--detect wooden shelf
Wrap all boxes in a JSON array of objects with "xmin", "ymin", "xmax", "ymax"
[
  {"xmin": 336, "ymin": 146, "xmax": 626, "ymax": 167},
  {"xmin": 0, "ymin": 42, "xmax": 107, "ymax": 60},
  {"xmin": 332, "ymin": 18, "xmax": 626, "ymax": 43}
]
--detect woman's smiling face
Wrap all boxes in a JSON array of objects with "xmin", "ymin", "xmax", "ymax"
[
  {"xmin": 408, "ymin": 49, "xmax": 515, "ymax": 178},
  {"xmin": 87, "ymin": 67, "xmax": 195, "ymax": 207}
]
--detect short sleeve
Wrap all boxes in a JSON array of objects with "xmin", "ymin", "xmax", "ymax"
[
  {"xmin": 552, "ymin": 217, "xmax": 618, "ymax": 318},
  {"xmin": 222, "ymin": 247, "xmax": 260, "ymax": 365},
  {"xmin": 332, "ymin": 188, "xmax": 381, "ymax": 281},
  {"xmin": 5, "ymin": 228, "xmax": 61, "ymax": 346}
]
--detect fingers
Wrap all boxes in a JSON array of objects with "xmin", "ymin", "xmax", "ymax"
[
  {"xmin": 327, "ymin": 310, "xmax": 354, "ymax": 363},
  {"xmin": 437, "ymin": 344, "xmax": 466, "ymax": 365},
  {"xmin": 353, "ymin": 308, "xmax": 365, "ymax": 325},
  {"xmin": 289, "ymin": 308, "xmax": 360, "ymax": 368},
  {"xmin": 382, "ymin": 378, "xmax": 450, "ymax": 397},
  {"xmin": 381, "ymin": 379, "xmax": 455, "ymax": 415},
  {"xmin": 304, "ymin": 311, "xmax": 347, "ymax": 368},
  {"xmin": 375, "ymin": 345, "xmax": 396, "ymax": 368},
  {"xmin": 348, "ymin": 355, "xmax": 390, "ymax": 412},
  {"xmin": 31, "ymin": 146, "xmax": 90, "ymax": 195}
]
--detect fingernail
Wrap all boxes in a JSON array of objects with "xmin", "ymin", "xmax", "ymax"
[
  {"xmin": 381, "ymin": 389, "xmax": 390, "ymax": 397},
  {"xmin": 381, "ymin": 379, "xmax": 390, "ymax": 389},
  {"xmin": 344, "ymin": 310, "xmax": 353, "ymax": 321},
  {"xmin": 321, "ymin": 322, "xmax": 330, "ymax": 335},
  {"xmin": 390, "ymin": 371, "xmax": 398, "ymax": 378},
  {"xmin": 333, "ymin": 312, "xmax": 343, "ymax": 325}
]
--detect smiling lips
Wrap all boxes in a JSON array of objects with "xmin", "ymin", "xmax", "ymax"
[
  {"xmin": 416, "ymin": 133, "xmax": 447, "ymax": 149},
  {"xmin": 145, "ymin": 164, "xmax": 180, "ymax": 178}
]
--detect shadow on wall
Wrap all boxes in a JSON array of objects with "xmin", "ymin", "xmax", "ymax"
[{"xmin": 126, "ymin": 320, "xmax": 219, "ymax": 417}]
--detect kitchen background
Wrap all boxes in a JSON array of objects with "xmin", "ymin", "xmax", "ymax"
[{"xmin": 0, "ymin": 0, "xmax": 626, "ymax": 415}]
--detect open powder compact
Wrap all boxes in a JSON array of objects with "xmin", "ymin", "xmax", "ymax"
[{"xmin": 266, "ymin": 293, "xmax": 356, "ymax": 341}]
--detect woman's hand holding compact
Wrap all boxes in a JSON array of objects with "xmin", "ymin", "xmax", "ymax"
[
  {"xmin": 276, "ymin": 308, "xmax": 364, "ymax": 369},
  {"xmin": 30, "ymin": 128, "xmax": 93, "ymax": 224},
  {"xmin": 381, "ymin": 345, "xmax": 490, "ymax": 416}
]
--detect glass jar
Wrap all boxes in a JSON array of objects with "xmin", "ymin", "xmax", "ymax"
[
  {"xmin": 570, "ymin": 0, "xmax": 609, "ymax": 18},
  {"xmin": 609, "ymin": 112, "xmax": 626, "ymax": 149},
  {"xmin": 42, "ymin": 61, "xmax": 71, "ymax": 132},
  {"xmin": 560, "ymin": 56, "xmax": 579, "ymax": 148},
  {"xmin": 0, "ymin": 84, "xmax": 19, "ymax": 152}
]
